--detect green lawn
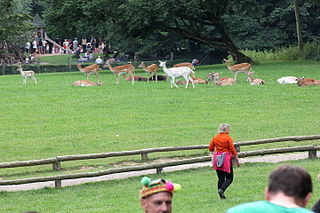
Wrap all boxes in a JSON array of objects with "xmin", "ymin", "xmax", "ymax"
[
  {"xmin": 0, "ymin": 159, "xmax": 319, "ymax": 213},
  {"xmin": 0, "ymin": 60, "xmax": 319, "ymax": 178}
]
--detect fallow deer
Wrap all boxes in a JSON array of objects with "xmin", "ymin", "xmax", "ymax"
[
  {"xmin": 247, "ymin": 71, "xmax": 265, "ymax": 85},
  {"xmin": 277, "ymin": 76, "xmax": 298, "ymax": 84},
  {"xmin": 138, "ymin": 61, "xmax": 158, "ymax": 82},
  {"xmin": 159, "ymin": 60, "xmax": 195, "ymax": 88},
  {"xmin": 17, "ymin": 65, "xmax": 37, "ymax": 85},
  {"xmin": 173, "ymin": 62, "xmax": 195, "ymax": 70},
  {"xmin": 72, "ymin": 80, "xmax": 103, "ymax": 86},
  {"xmin": 77, "ymin": 63, "xmax": 100, "ymax": 81},
  {"xmin": 206, "ymin": 72, "xmax": 236, "ymax": 86},
  {"xmin": 223, "ymin": 58, "xmax": 252, "ymax": 79},
  {"xmin": 104, "ymin": 62, "xmax": 135, "ymax": 85},
  {"xmin": 297, "ymin": 78, "xmax": 320, "ymax": 87},
  {"xmin": 176, "ymin": 77, "xmax": 208, "ymax": 85}
]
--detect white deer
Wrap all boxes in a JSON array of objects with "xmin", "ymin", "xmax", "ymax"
[
  {"xmin": 247, "ymin": 71, "xmax": 265, "ymax": 85},
  {"xmin": 72, "ymin": 80, "xmax": 103, "ymax": 86},
  {"xmin": 159, "ymin": 60, "xmax": 195, "ymax": 88},
  {"xmin": 277, "ymin": 76, "xmax": 298, "ymax": 84},
  {"xmin": 223, "ymin": 58, "xmax": 252, "ymax": 79},
  {"xmin": 138, "ymin": 61, "xmax": 159, "ymax": 82},
  {"xmin": 17, "ymin": 65, "xmax": 37, "ymax": 84},
  {"xmin": 104, "ymin": 62, "xmax": 135, "ymax": 85}
]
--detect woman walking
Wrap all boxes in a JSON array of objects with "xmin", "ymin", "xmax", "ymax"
[{"xmin": 208, "ymin": 123, "xmax": 240, "ymax": 199}]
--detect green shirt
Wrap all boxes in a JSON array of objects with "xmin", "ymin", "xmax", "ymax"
[{"xmin": 227, "ymin": 201, "xmax": 314, "ymax": 213}]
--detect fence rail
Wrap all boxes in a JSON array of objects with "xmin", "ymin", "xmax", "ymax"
[{"xmin": 1, "ymin": 135, "xmax": 320, "ymax": 188}]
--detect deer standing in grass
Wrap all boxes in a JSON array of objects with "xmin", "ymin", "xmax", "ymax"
[
  {"xmin": 138, "ymin": 61, "xmax": 158, "ymax": 82},
  {"xmin": 206, "ymin": 72, "xmax": 236, "ymax": 86},
  {"xmin": 247, "ymin": 71, "xmax": 265, "ymax": 85},
  {"xmin": 72, "ymin": 80, "xmax": 103, "ymax": 86},
  {"xmin": 159, "ymin": 60, "xmax": 195, "ymax": 88},
  {"xmin": 223, "ymin": 58, "xmax": 252, "ymax": 79},
  {"xmin": 17, "ymin": 65, "xmax": 37, "ymax": 84},
  {"xmin": 104, "ymin": 62, "xmax": 135, "ymax": 85},
  {"xmin": 173, "ymin": 62, "xmax": 195, "ymax": 70},
  {"xmin": 77, "ymin": 63, "xmax": 101, "ymax": 81}
]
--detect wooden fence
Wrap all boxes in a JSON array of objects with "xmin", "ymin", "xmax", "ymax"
[{"xmin": 0, "ymin": 135, "xmax": 320, "ymax": 188}]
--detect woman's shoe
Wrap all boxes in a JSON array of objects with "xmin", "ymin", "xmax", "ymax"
[{"xmin": 218, "ymin": 189, "xmax": 226, "ymax": 199}]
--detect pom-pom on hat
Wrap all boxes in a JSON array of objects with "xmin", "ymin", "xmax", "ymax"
[{"xmin": 139, "ymin": 177, "xmax": 181, "ymax": 199}]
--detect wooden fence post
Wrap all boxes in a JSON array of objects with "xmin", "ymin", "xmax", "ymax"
[
  {"xmin": 53, "ymin": 158, "xmax": 61, "ymax": 171},
  {"xmin": 235, "ymin": 144, "xmax": 240, "ymax": 153},
  {"xmin": 308, "ymin": 150, "xmax": 317, "ymax": 159},
  {"xmin": 55, "ymin": 180, "xmax": 62, "ymax": 188},
  {"xmin": 156, "ymin": 167, "xmax": 163, "ymax": 174},
  {"xmin": 141, "ymin": 153, "xmax": 148, "ymax": 161}
]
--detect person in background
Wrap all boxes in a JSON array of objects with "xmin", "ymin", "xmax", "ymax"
[
  {"xmin": 140, "ymin": 177, "xmax": 181, "ymax": 213},
  {"xmin": 73, "ymin": 38, "xmax": 78, "ymax": 51},
  {"xmin": 95, "ymin": 56, "xmax": 103, "ymax": 64},
  {"xmin": 192, "ymin": 58, "xmax": 199, "ymax": 66},
  {"xmin": 227, "ymin": 164, "xmax": 314, "ymax": 213},
  {"xmin": 208, "ymin": 123, "xmax": 240, "ymax": 199}
]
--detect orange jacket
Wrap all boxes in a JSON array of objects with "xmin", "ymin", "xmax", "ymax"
[{"xmin": 208, "ymin": 133, "xmax": 238, "ymax": 156}]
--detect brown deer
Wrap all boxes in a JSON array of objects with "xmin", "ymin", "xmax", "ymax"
[
  {"xmin": 223, "ymin": 58, "xmax": 252, "ymax": 79},
  {"xmin": 77, "ymin": 63, "xmax": 100, "ymax": 81},
  {"xmin": 138, "ymin": 61, "xmax": 159, "ymax": 82},
  {"xmin": 122, "ymin": 74, "xmax": 148, "ymax": 81},
  {"xmin": 17, "ymin": 65, "xmax": 37, "ymax": 85},
  {"xmin": 297, "ymin": 78, "xmax": 320, "ymax": 87},
  {"xmin": 247, "ymin": 71, "xmax": 265, "ymax": 85},
  {"xmin": 173, "ymin": 62, "xmax": 195, "ymax": 70},
  {"xmin": 176, "ymin": 77, "xmax": 208, "ymax": 85},
  {"xmin": 206, "ymin": 72, "xmax": 236, "ymax": 86},
  {"xmin": 104, "ymin": 62, "xmax": 135, "ymax": 85},
  {"xmin": 72, "ymin": 80, "xmax": 103, "ymax": 86}
]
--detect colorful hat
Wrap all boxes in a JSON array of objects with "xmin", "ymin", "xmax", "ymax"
[{"xmin": 139, "ymin": 177, "xmax": 181, "ymax": 199}]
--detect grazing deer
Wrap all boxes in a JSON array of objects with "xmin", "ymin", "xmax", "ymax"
[
  {"xmin": 104, "ymin": 62, "xmax": 135, "ymax": 85},
  {"xmin": 206, "ymin": 72, "xmax": 236, "ymax": 86},
  {"xmin": 176, "ymin": 77, "xmax": 208, "ymax": 85},
  {"xmin": 77, "ymin": 63, "xmax": 100, "ymax": 81},
  {"xmin": 17, "ymin": 65, "xmax": 37, "ymax": 84},
  {"xmin": 122, "ymin": 74, "xmax": 148, "ymax": 81},
  {"xmin": 173, "ymin": 62, "xmax": 195, "ymax": 70},
  {"xmin": 138, "ymin": 61, "xmax": 159, "ymax": 82},
  {"xmin": 247, "ymin": 71, "xmax": 265, "ymax": 85},
  {"xmin": 72, "ymin": 80, "xmax": 103, "ymax": 86},
  {"xmin": 277, "ymin": 76, "xmax": 298, "ymax": 84},
  {"xmin": 159, "ymin": 60, "xmax": 195, "ymax": 88},
  {"xmin": 297, "ymin": 78, "xmax": 320, "ymax": 87},
  {"xmin": 223, "ymin": 58, "xmax": 252, "ymax": 79}
]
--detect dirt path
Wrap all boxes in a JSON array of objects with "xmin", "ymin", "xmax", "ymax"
[{"xmin": 0, "ymin": 152, "xmax": 314, "ymax": 192}]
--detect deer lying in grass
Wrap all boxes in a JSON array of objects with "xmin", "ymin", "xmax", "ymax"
[
  {"xmin": 173, "ymin": 62, "xmax": 195, "ymax": 70},
  {"xmin": 17, "ymin": 65, "xmax": 37, "ymax": 84},
  {"xmin": 148, "ymin": 75, "xmax": 167, "ymax": 81},
  {"xmin": 104, "ymin": 62, "xmax": 135, "ymax": 85},
  {"xmin": 277, "ymin": 76, "xmax": 298, "ymax": 84},
  {"xmin": 297, "ymin": 78, "xmax": 320, "ymax": 87},
  {"xmin": 206, "ymin": 72, "xmax": 236, "ymax": 86},
  {"xmin": 138, "ymin": 61, "xmax": 158, "ymax": 82},
  {"xmin": 223, "ymin": 58, "xmax": 252, "ymax": 79},
  {"xmin": 72, "ymin": 80, "xmax": 103, "ymax": 86},
  {"xmin": 176, "ymin": 77, "xmax": 208, "ymax": 85},
  {"xmin": 159, "ymin": 60, "xmax": 195, "ymax": 88},
  {"xmin": 122, "ymin": 74, "xmax": 148, "ymax": 81},
  {"xmin": 77, "ymin": 63, "xmax": 100, "ymax": 81},
  {"xmin": 247, "ymin": 71, "xmax": 265, "ymax": 85}
]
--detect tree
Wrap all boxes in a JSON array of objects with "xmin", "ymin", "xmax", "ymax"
[
  {"xmin": 0, "ymin": 0, "xmax": 35, "ymax": 64},
  {"xmin": 44, "ymin": 0, "xmax": 252, "ymax": 63}
]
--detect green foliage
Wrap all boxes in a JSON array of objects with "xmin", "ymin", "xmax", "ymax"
[{"xmin": 304, "ymin": 41, "xmax": 320, "ymax": 61}]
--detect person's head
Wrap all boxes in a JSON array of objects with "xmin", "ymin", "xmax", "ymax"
[
  {"xmin": 217, "ymin": 123, "xmax": 230, "ymax": 133},
  {"xmin": 139, "ymin": 177, "xmax": 181, "ymax": 213},
  {"xmin": 265, "ymin": 164, "xmax": 313, "ymax": 207}
]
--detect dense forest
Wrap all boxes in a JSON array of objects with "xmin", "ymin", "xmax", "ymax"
[{"xmin": 0, "ymin": 0, "xmax": 319, "ymax": 64}]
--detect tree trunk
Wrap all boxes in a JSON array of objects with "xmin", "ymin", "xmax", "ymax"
[{"xmin": 293, "ymin": 0, "xmax": 304, "ymax": 51}]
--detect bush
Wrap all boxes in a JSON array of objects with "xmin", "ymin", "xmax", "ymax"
[{"xmin": 304, "ymin": 41, "xmax": 320, "ymax": 61}]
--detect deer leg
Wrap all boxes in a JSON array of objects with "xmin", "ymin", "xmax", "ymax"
[
  {"xmin": 32, "ymin": 76, "xmax": 37, "ymax": 84},
  {"xmin": 188, "ymin": 76, "xmax": 195, "ymax": 88},
  {"xmin": 171, "ymin": 77, "xmax": 179, "ymax": 88},
  {"xmin": 96, "ymin": 72, "xmax": 100, "ymax": 82},
  {"xmin": 130, "ymin": 73, "xmax": 134, "ymax": 85},
  {"xmin": 116, "ymin": 74, "xmax": 120, "ymax": 84},
  {"xmin": 155, "ymin": 73, "xmax": 158, "ymax": 82},
  {"xmin": 24, "ymin": 77, "xmax": 27, "ymax": 85},
  {"xmin": 86, "ymin": 74, "xmax": 89, "ymax": 80}
]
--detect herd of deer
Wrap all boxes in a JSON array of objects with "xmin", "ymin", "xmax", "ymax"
[{"xmin": 16, "ymin": 59, "xmax": 320, "ymax": 87}]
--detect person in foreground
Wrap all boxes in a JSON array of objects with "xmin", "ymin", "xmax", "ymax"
[
  {"xmin": 227, "ymin": 164, "xmax": 313, "ymax": 213},
  {"xmin": 209, "ymin": 123, "xmax": 240, "ymax": 199},
  {"xmin": 140, "ymin": 176, "xmax": 181, "ymax": 213}
]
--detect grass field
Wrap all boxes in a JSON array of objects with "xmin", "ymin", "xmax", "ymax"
[
  {"xmin": 0, "ymin": 59, "xmax": 320, "ymax": 212},
  {"xmin": 1, "ymin": 60, "xmax": 320, "ymax": 177},
  {"xmin": 0, "ymin": 159, "xmax": 319, "ymax": 212}
]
